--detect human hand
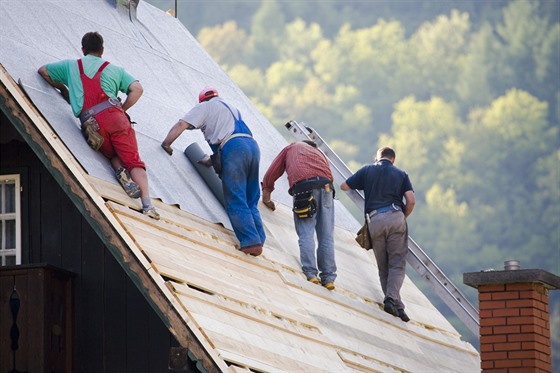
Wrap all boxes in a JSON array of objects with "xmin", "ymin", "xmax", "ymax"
[
  {"xmin": 262, "ymin": 199, "xmax": 276, "ymax": 211},
  {"xmin": 261, "ymin": 189, "xmax": 275, "ymax": 211},
  {"xmin": 198, "ymin": 154, "xmax": 212, "ymax": 167},
  {"xmin": 161, "ymin": 142, "xmax": 173, "ymax": 155}
]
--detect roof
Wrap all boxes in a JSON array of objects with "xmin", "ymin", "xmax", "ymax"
[{"xmin": 0, "ymin": 1, "xmax": 479, "ymax": 371}]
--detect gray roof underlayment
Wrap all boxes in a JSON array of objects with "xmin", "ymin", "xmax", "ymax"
[
  {"xmin": 0, "ymin": 1, "xmax": 480, "ymax": 371},
  {"xmin": 0, "ymin": 0, "xmax": 358, "ymax": 232}
]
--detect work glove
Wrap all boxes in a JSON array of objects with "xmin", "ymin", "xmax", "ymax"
[
  {"xmin": 161, "ymin": 142, "xmax": 173, "ymax": 155},
  {"xmin": 198, "ymin": 154, "xmax": 213, "ymax": 167},
  {"xmin": 262, "ymin": 190, "xmax": 276, "ymax": 211}
]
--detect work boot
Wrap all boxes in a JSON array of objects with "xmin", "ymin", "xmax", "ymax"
[
  {"xmin": 115, "ymin": 167, "xmax": 141, "ymax": 199},
  {"xmin": 308, "ymin": 277, "xmax": 320, "ymax": 285},
  {"xmin": 323, "ymin": 282, "xmax": 335, "ymax": 291},
  {"xmin": 383, "ymin": 297, "xmax": 399, "ymax": 317},
  {"xmin": 142, "ymin": 206, "xmax": 160, "ymax": 220},
  {"xmin": 398, "ymin": 309, "xmax": 410, "ymax": 322},
  {"xmin": 240, "ymin": 244, "xmax": 262, "ymax": 256}
]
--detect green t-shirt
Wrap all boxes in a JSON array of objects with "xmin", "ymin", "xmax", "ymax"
[{"xmin": 46, "ymin": 54, "xmax": 137, "ymax": 117}]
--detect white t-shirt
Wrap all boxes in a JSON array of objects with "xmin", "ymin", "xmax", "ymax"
[{"xmin": 181, "ymin": 97, "xmax": 237, "ymax": 145}]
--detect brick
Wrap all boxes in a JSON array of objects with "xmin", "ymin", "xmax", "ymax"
[
  {"xmin": 508, "ymin": 333, "xmax": 536, "ymax": 342},
  {"xmin": 479, "ymin": 309, "xmax": 493, "ymax": 318},
  {"xmin": 506, "ymin": 283, "xmax": 536, "ymax": 291},
  {"xmin": 481, "ymin": 317, "xmax": 507, "ymax": 327},
  {"xmin": 494, "ymin": 325, "xmax": 520, "ymax": 334},
  {"xmin": 480, "ymin": 292, "xmax": 492, "ymax": 301},
  {"xmin": 493, "ymin": 308, "xmax": 520, "ymax": 317},
  {"xmin": 480, "ymin": 326, "xmax": 494, "ymax": 335},
  {"xmin": 522, "ymin": 341, "xmax": 550, "ymax": 353},
  {"xmin": 519, "ymin": 290, "xmax": 542, "ymax": 300},
  {"xmin": 508, "ymin": 316, "xmax": 536, "ymax": 325},
  {"xmin": 480, "ymin": 343, "xmax": 494, "ymax": 352},
  {"xmin": 520, "ymin": 324, "xmax": 542, "ymax": 334},
  {"xmin": 480, "ymin": 284, "xmax": 506, "ymax": 292},
  {"xmin": 483, "ymin": 369, "xmax": 507, "ymax": 373},
  {"xmin": 520, "ymin": 307, "xmax": 541, "ymax": 317},
  {"xmin": 507, "ymin": 299, "xmax": 537, "ymax": 308},
  {"xmin": 508, "ymin": 350, "xmax": 539, "ymax": 359},
  {"xmin": 509, "ymin": 368, "xmax": 536, "ymax": 373},
  {"xmin": 536, "ymin": 301, "xmax": 548, "ymax": 312},
  {"xmin": 495, "ymin": 359, "xmax": 522, "ymax": 368},
  {"xmin": 481, "ymin": 360, "xmax": 494, "ymax": 369},
  {"xmin": 494, "ymin": 342, "xmax": 521, "ymax": 351},
  {"xmin": 537, "ymin": 351, "xmax": 551, "ymax": 363},
  {"xmin": 481, "ymin": 300, "xmax": 507, "ymax": 309},
  {"xmin": 481, "ymin": 334, "xmax": 507, "ymax": 344},
  {"xmin": 482, "ymin": 351, "xmax": 508, "ymax": 360},
  {"xmin": 492, "ymin": 291, "xmax": 520, "ymax": 300}
]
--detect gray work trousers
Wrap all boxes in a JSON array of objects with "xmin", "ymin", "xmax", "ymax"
[{"xmin": 368, "ymin": 210, "xmax": 408, "ymax": 310}]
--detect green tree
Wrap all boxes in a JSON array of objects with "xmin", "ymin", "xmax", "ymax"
[
  {"xmin": 198, "ymin": 21, "xmax": 250, "ymax": 66},
  {"xmin": 250, "ymin": 0, "xmax": 285, "ymax": 67},
  {"xmin": 409, "ymin": 10, "xmax": 471, "ymax": 100}
]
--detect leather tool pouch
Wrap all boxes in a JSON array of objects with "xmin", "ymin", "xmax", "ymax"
[
  {"xmin": 355, "ymin": 220, "xmax": 372, "ymax": 250},
  {"xmin": 81, "ymin": 117, "xmax": 104, "ymax": 151},
  {"xmin": 210, "ymin": 149, "xmax": 223, "ymax": 175},
  {"xmin": 292, "ymin": 191, "xmax": 317, "ymax": 219}
]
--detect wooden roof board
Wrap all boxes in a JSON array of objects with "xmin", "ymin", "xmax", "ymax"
[{"xmin": 102, "ymin": 177, "xmax": 478, "ymax": 371}]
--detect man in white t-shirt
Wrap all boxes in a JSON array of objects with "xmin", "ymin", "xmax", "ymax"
[{"xmin": 161, "ymin": 87, "xmax": 265, "ymax": 256}]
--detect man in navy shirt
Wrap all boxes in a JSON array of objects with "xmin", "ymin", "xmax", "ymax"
[{"xmin": 341, "ymin": 146, "xmax": 415, "ymax": 322}]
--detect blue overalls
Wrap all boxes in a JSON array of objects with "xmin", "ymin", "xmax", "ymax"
[{"xmin": 212, "ymin": 103, "xmax": 266, "ymax": 249}]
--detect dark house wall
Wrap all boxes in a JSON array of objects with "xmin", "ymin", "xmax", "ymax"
[{"xmin": 0, "ymin": 110, "xmax": 182, "ymax": 373}]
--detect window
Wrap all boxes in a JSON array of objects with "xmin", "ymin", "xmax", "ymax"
[{"xmin": 0, "ymin": 174, "xmax": 21, "ymax": 266}]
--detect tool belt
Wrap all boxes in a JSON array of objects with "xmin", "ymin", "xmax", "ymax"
[
  {"xmin": 78, "ymin": 98, "xmax": 121, "ymax": 151},
  {"xmin": 291, "ymin": 177, "xmax": 332, "ymax": 219},
  {"xmin": 367, "ymin": 203, "xmax": 401, "ymax": 219},
  {"xmin": 210, "ymin": 133, "xmax": 252, "ymax": 175},
  {"xmin": 291, "ymin": 177, "xmax": 333, "ymax": 196},
  {"xmin": 79, "ymin": 98, "xmax": 121, "ymax": 124}
]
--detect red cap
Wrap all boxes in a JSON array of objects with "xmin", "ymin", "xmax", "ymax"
[{"xmin": 198, "ymin": 87, "xmax": 218, "ymax": 103}]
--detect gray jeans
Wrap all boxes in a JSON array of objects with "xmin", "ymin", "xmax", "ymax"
[{"xmin": 368, "ymin": 210, "xmax": 408, "ymax": 309}]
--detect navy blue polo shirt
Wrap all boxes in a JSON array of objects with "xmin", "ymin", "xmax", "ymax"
[{"xmin": 345, "ymin": 159, "xmax": 413, "ymax": 215}]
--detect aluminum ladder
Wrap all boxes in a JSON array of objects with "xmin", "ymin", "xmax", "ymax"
[{"xmin": 285, "ymin": 120, "xmax": 480, "ymax": 336}]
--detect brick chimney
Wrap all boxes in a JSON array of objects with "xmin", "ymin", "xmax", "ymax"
[{"xmin": 464, "ymin": 265, "xmax": 559, "ymax": 373}]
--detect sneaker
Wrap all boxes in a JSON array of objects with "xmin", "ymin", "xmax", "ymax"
[
  {"xmin": 143, "ymin": 206, "xmax": 160, "ymax": 220},
  {"xmin": 240, "ymin": 244, "xmax": 262, "ymax": 256},
  {"xmin": 398, "ymin": 309, "xmax": 410, "ymax": 322},
  {"xmin": 115, "ymin": 167, "xmax": 141, "ymax": 199},
  {"xmin": 383, "ymin": 297, "xmax": 399, "ymax": 317},
  {"xmin": 323, "ymin": 282, "xmax": 335, "ymax": 291},
  {"xmin": 308, "ymin": 277, "xmax": 320, "ymax": 285}
]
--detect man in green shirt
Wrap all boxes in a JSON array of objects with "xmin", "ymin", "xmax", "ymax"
[{"xmin": 38, "ymin": 31, "xmax": 159, "ymax": 219}]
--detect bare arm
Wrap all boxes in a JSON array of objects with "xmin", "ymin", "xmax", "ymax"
[
  {"xmin": 161, "ymin": 119, "xmax": 193, "ymax": 155},
  {"xmin": 403, "ymin": 190, "xmax": 415, "ymax": 217},
  {"xmin": 121, "ymin": 81, "xmax": 143, "ymax": 112},
  {"xmin": 38, "ymin": 65, "xmax": 69, "ymax": 102}
]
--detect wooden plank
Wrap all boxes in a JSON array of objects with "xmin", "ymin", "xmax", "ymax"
[
  {"xmin": 89, "ymin": 175, "xmax": 234, "ymax": 243},
  {"xmin": 338, "ymin": 351, "xmax": 401, "ymax": 373},
  {"xmin": 200, "ymin": 318, "xmax": 347, "ymax": 372},
  {"xmin": 171, "ymin": 282, "xmax": 320, "ymax": 335}
]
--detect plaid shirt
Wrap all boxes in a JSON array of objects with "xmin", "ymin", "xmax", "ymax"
[{"xmin": 262, "ymin": 142, "xmax": 333, "ymax": 193}]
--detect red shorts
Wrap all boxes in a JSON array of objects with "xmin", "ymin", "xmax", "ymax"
[{"xmin": 95, "ymin": 107, "xmax": 145, "ymax": 171}]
